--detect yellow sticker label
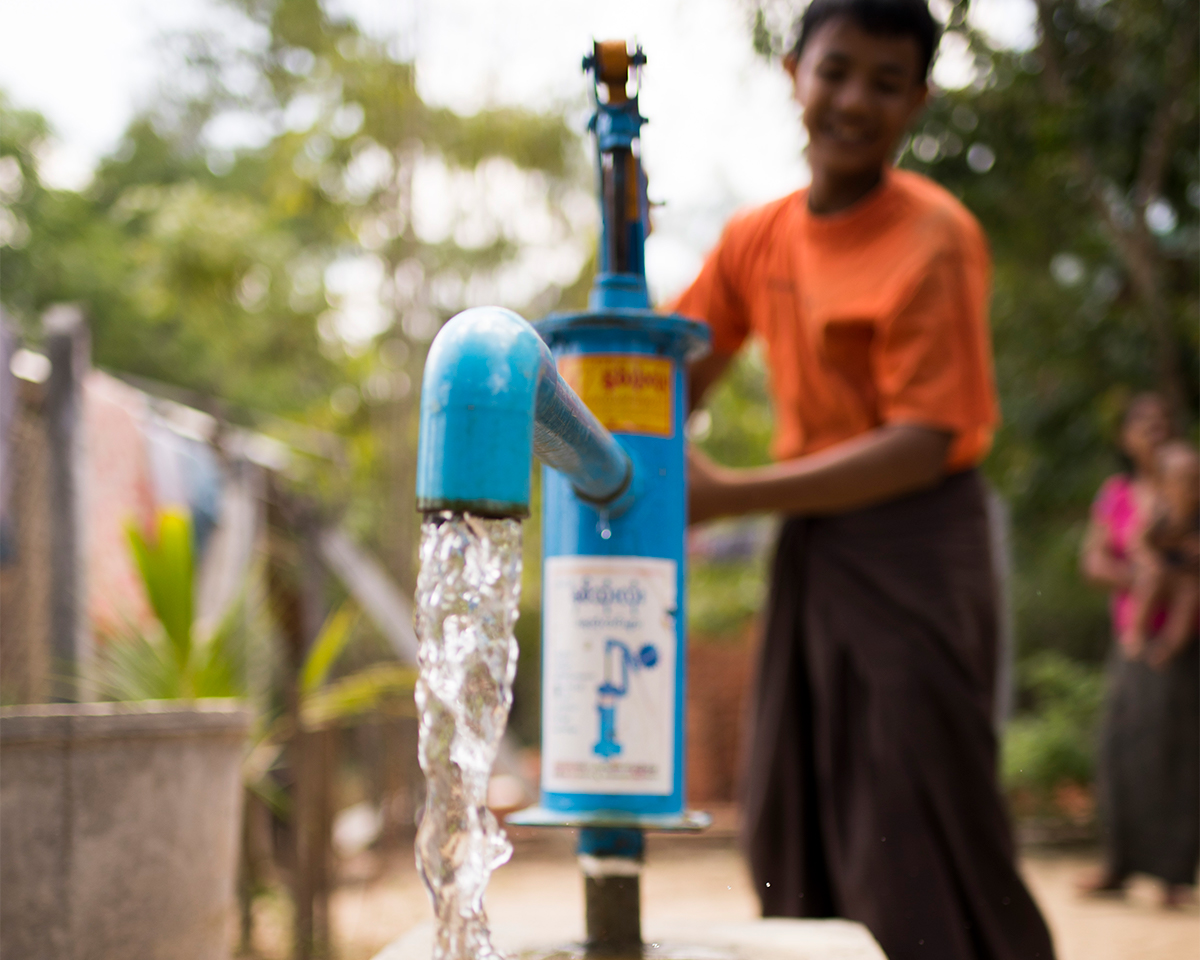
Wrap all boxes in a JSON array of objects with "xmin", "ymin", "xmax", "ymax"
[{"xmin": 557, "ymin": 354, "xmax": 674, "ymax": 438}]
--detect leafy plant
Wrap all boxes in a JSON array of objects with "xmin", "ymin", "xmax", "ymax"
[
  {"xmin": 1002, "ymin": 651, "xmax": 1105, "ymax": 817},
  {"xmin": 241, "ymin": 601, "xmax": 415, "ymax": 825},
  {"xmin": 689, "ymin": 557, "xmax": 770, "ymax": 639},
  {"xmin": 294, "ymin": 602, "xmax": 415, "ymax": 730},
  {"xmin": 94, "ymin": 508, "xmax": 246, "ymax": 700}
]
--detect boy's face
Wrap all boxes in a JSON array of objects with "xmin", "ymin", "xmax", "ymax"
[{"xmin": 791, "ymin": 17, "xmax": 928, "ymax": 183}]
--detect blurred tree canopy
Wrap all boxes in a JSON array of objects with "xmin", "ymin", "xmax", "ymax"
[
  {"xmin": 3, "ymin": 0, "xmax": 1196, "ymax": 692},
  {"xmin": 722, "ymin": 0, "xmax": 1199, "ymax": 663},
  {"xmin": 1, "ymin": 0, "xmax": 591, "ymax": 587}
]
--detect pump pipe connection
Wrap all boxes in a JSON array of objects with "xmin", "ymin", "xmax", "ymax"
[{"xmin": 416, "ymin": 306, "xmax": 634, "ymax": 519}]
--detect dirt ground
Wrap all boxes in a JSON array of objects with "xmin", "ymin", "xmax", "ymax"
[{"xmin": 248, "ymin": 828, "xmax": 1199, "ymax": 960}]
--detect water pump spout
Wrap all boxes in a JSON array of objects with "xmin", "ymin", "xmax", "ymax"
[{"xmin": 416, "ymin": 306, "xmax": 633, "ymax": 519}]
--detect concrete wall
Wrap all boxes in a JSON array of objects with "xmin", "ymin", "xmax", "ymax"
[{"xmin": 1, "ymin": 700, "xmax": 250, "ymax": 960}]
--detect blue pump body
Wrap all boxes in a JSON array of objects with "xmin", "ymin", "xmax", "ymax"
[
  {"xmin": 522, "ymin": 46, "xmax": 709, "ymax": 833},
  {"xmin": 415, "ymin": 43, "xmax": 710, "ymax": 839},
  {"xmin": 533, "ymin": 311, "xmax": 705, "ymax": 824}
]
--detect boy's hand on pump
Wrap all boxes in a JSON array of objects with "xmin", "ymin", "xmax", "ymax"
[{"xmin": 687, "ymin": 423, "xmax": 951, "ymax": 525}]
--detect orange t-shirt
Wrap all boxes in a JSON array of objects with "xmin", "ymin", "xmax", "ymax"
[{"xmin": 671, "ymin": 168, "xmax": 998, "ymax": 472}]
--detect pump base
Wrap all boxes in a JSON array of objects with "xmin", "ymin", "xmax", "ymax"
[
  {"xmin": 506, "ymin": 806, "xmax": 711, "ymax": 832},
  {"xmin": 373, "ymin": 920, "xmax": 887, "ymax": 960}
]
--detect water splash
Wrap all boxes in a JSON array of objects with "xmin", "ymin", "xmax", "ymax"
[{"xmin": 415, "ymin": 512, "xmax": 522, "ymax": 960}]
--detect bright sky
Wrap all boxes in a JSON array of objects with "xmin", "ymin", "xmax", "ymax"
[{"xmin": 0, "ymin": 0, "xmax": 1035, "ymax": 302}]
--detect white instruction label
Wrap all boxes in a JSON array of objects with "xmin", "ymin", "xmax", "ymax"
[{"xmin": 542, "ymin": 556, "xmax": 677, "ymax": 796}]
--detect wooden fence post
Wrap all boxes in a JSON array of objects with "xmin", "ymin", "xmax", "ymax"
[
  {"xmin": 267, "ymin": 485, "xmax": 335, "ymax": 959},
  {"xmin": 42, "ymin": 305, "xmax": 91, "ymax": 701}
]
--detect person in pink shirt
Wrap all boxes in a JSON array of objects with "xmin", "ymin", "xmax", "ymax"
[{"xmin": 1080, "ymin": 392, "xmax": 1199, "ymax": 908}]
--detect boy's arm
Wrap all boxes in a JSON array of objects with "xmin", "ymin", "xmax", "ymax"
[{"xmin": 688, "ymin": 422, "xmax": 950, "ymax": 523}]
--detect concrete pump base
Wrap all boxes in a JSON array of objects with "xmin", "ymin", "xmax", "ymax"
[{"xmin": 374, "ymin": 918, "xmax": 887, "ymax": 960}]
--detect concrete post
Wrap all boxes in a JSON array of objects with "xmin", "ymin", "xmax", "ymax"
[{"xmin": 42, "ymin": 305, "xmax": 91, "ymax": 702}]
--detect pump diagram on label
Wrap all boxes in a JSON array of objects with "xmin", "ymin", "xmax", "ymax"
[
  {"xmin": 594, "ymin": 638, "xmax": 659, "ymax": 759},
  {"xmin": 542, "ymin": 556, "xmax": 676, "ymax": 795}
]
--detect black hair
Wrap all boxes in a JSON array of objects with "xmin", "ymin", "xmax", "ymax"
[{"xmin": 787, "ymin": 0, "xmax": 941, "ymax": 81}]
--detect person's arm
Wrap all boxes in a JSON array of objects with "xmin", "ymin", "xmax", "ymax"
[
  {"xmin": 1079, "ymin": 515, "xmax": 1134, "ymax": 593},
  {"xmin": 1147, "ymin": 572, "xmax": 1198, "ymax": 668},
  {"xmin": 688, "ymin": 422, "xmax": 951, "ymax": 523},
  {"xmin": 1121, "ymin": 543, "xmax": 1160, "ymax": 660}
]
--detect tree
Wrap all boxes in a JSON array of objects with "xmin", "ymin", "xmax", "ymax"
[{"xmin": 1, "ymin": 0, "xmax": 592, "ymax": 589}]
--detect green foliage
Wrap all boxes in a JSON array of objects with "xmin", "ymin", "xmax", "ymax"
[
  {"xmin": 96, "ymin": 509, "xmax": 246, "ymax": 700},
  {"xmin": 299, "ymin": 602, "xmax": 357, "ymax": 695},
  {"xmin": 688, "ymin": 557, "xmax": 769, "ymax": 639},
  {"xmin": 1011, "ymin": 521, "xmax": 1111, "ymax": 663},
  {"xmin": 1002, "ymin": 652, "xmax": 1104, "ymax": 806},
  {"xmin": 95, "ymin": 620, "xmax": 246, "ymax": 701},
  {"xmin": 299, "ymin": 662, "xmax": 415, "ymax": 728},
  {"xmin": 900, "ymin": 0, "xmax": 1198, "ymax": 664},
  {"xmin": 695, "ymin": 345, "xmax": 775, "ymax": 469},
  {"xmin": 126, "ymin": 508, "xmax": 195, "ymax": 667},
  {"xmin": 1, "ymin": 0, "xmax": 591, "ymax": 595}
]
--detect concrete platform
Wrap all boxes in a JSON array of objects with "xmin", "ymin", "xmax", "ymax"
[{"xmin": 373, "ymin": 918, "xmax": 886, "ymax": 960}]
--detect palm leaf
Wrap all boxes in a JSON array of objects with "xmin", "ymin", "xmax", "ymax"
[
  {"xmin": 299, "ymin": 603, "xmax": 358, "ymax": 696},
  {"xmin": 301, "ymin": 663, "xmax": 417, "ymax": 729},
  {"xmin": 93, "ymin": 626, "xmax": 185, "ymax": 701},
  {"xmin": 126, "ymin": 508, "xmax": 194, "ymax": 668}
]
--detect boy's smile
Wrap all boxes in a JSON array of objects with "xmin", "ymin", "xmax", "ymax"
[{"xmin": 790, "ymin": 17, "xmax": 928, "ymax": 213}]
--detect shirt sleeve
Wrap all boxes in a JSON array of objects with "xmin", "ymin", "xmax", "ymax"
[
  {"xmin": 667, "ymin": 217, "xmax": 755, "ymax": 357},
  {"xmin": 870, "ymin": 236, "xmax": 998, "ymax": 465}
]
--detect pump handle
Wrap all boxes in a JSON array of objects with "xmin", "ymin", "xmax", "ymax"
[
  {"xmin": 596, "ymin": 40, "xmax": 630, "ymax": 88},
  {"xmin": 589, "ymin": 40, "xmax": 646, "ymax": 105}
]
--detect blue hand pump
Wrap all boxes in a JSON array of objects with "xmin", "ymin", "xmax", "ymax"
[{"xmin": 416, "ymin": 40, "xmax": 710, "ymax": 952}]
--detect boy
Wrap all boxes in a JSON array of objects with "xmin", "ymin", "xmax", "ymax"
[{"xmin": 674, "ymin": 1, "xmax": 1056, "ymax": 958}]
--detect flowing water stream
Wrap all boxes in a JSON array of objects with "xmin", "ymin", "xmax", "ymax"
[{"xmin": 415, "ymin": 512, "xmax": 523, "ymax": 960}]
